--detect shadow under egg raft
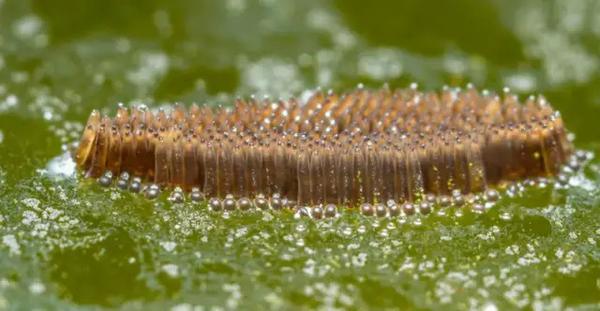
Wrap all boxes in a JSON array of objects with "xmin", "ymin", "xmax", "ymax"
[{"xmin": 73, "ymin": 86, "xmax": 589, "ymax": 217}]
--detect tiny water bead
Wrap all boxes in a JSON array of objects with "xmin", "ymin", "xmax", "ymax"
[
  {"xmin": 237, "ymin": 197, "xmax": 252, "ymax": 211},
  {"xmin": 485, "ymin": 189, "xmax": 500, "ymax": 202},
  {"xmin": 190, "ymin": 188, "xmax": 204, "ymax": 202},
  {"xmin": 311, "ymin": 206, "xmax": 324, "ymax": 219},
  {"xmin": 294, "ymin": 206, "xmax": 311, "ymax": 219},
  {"xmin": 472, "ymin": 203, "xmax": 485, "ymax": 214},
  {"xmin": 208, "ymin": 197, "xmax": 222, "ymax": 211},
  {"xmin": 375, "ymin": 203, "xmax": 387, "ymax": 217},
  {"xmin": 116, "ymin": 172, "xmax": 129, "ymax": 190},
  {"xmin": 388, "ymin": 202, "xmax": 400, "ymax": 217},
  {"xmin": 556, "ymin": 173, "xmax": 569, "ymax": 187},
  {"xmin": 403, "ymin": 203, "xmax": 415, "ymax": 216},
  {"xmin": 270, "ymin": 195, "xmax": 283, "ymax": 210},
  {"xmin": 419, "ymin": 202, "xmax": 432, "ymax": 215},
  {"xmin": 500, "ymin": 211, "xmax": 513, "ymax": 221},
  {"xmin": 324, "ymin": 204, "xmax": 337, "ymax": 218},
  {"xmin": 254, "ymin": 196, "xmax": 269, "ymax": 210},
  {"xmin": 425, "ymin": 194, "xmax": 437, "ymax": 204},
  {"xmin": 223, "ymin": 195, "xmax": 237, "ymax": 211},
  {"xmin": 360, "ymin": 203, "xmax": 374, "ymax": 216},
  {"xmin": 130, "ymin": 177, "xmax": 142, "ymax": 193},
  {"xmin": 145, "ymin": 184, "xmax": 160, "ymax": 199},
  {"xmin": 168, "ymin": 187, "xmax": 185, "ymax": 203},
  {"xmin": 439, "ymin": 196, "xmax": 452, "ymax": 208},
  {"xmin": 97, "ymin": 171, "xmax": 112, "ymax": 187},
  {"xmin": 452, "ymin": 192, "xmax": 465, "ymax": 207}
]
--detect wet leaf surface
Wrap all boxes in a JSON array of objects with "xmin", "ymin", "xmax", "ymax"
[{"xmin": 0, "ymin": 0, "xmax": 599, "ymax": 310}]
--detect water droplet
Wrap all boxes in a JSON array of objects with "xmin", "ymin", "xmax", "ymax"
[
  {"xmin": 296, "ymin": 223, "xmax": 307, "ymax": 233},
  {"xmin": 375, "ymin": 203, "xmax": 387, "ymax": 217},
  {"xmin": 419, "ymin": 202, "xmax": 432, "ymax": 215},
  {"xmin": 208, "ymin": 197, "xmax": 222, "ymax": 211},
  {"xmin": 452, "ymin": 193, "xmax": 465, "ymax": 207},
  {"xmin": 97, "ymin": 171, "xmax": 113, "ymax": 187},
  {"xmin": 116, "ymin": 178, "xmax": 129, "ymax": 190},
  {"xmin": 223, "ymin": 196, "xmax": 237, "ymax": 211},
  {"xmin": 168, "ymin": 187, "xmax": 185, "ymax": 203},
  {"xmin": 294, "ymin": 207, "xmax": 310, "ymax": 219},
  {"xmin": 484, "ymin": 189, "xmax": 500, "ymax": 202},
  {"xmin": 412, "ymin": 218, "xmax": 422, "ymax": 226},
  {"xmin": 270, "ymin": 196, "xmax": 283, "ymax": 210},
  {"xmin": 388, "ymin": 203, "xmax": 400, "ymax": 217},
  {"xmin": 237, "ymin": 197, "xmax": 252, "ymax": 210},
  {"xmin": 129, "ymin": 177, "xmax": 142, "ymax": 193},
  {"xmin": 472, "ymin": 203, "xmax": 485, "ymax": 214},
  {"xmin": 341, "ymin": 226, "xmax": 352, "ymax": 236},
  {"xmin": 357, "ymin": 225, "xmax": 366, "ymax": 234},
  {"xmin": 402, "ymin": 203, "xmax": 415, "ymax": 216},
  {"xmin": 190, "ymin": 188, "xmax": 204, "ymax": 202},
  {"xmin": 311, "ymin": 206, "xmax": 323, "ymax": 219},
  {"xmin": 254, "ymin": 196, "xmax": 269, "ymax": 210},
  {"xmin": 324, "ymin": 204, "xmax": 337, "ymax": 218},
  {"xmin": 438, "ymin": 196, "xmax": 451, "ymax": 208},
  {"xmin": 145, "ymin": 184, "xmax": 160, "ymax": 199},
  {"xmin": 499, "ymin": 212, "xmax": 513, "ymax": 221},
  {"xmin": 379, "ymin": 229, "xmax": 389, "ymax": 238},
  {"xmin": 360, "ymin": 203, "xmax": 373, "ymax": 216}
]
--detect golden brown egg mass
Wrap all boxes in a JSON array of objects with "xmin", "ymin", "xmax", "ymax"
[{"xmin": 75, "ymin": 87, "xmax": 572, "ymax": 206}]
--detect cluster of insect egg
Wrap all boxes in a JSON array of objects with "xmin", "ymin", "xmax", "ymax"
[{"xmin": 80, "ymin": 85, "xmax": 577, "ymax": 219}]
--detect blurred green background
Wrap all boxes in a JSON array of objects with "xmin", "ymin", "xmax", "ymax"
[{"xmin": 0, "ymin": 0, "xmax": 599, "ymax": 310}]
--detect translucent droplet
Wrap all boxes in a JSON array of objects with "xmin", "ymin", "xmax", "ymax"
[
  {"xmin": 296, "ymin": 223, "xmax": 307, "ymax": 233},
  {"xmin": 499, "ymin": 212, "xmax": 513, "ymax": 221},
  {"xmin": 412, "ymin": 218, "xmax": 422, "ymax": 226},
  {"xmin": 357, "ymin": 225, "xmax": 366, "ymax": 234}
]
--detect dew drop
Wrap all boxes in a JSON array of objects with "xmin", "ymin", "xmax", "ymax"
[{"xmin": 499, "ymin": 212, "xmax": 513, "ymax": 221}]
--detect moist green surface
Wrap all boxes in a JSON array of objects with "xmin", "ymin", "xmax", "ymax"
[{"xmin": 1, "ymin": 0, "xmax": 600, "ymax": 310}]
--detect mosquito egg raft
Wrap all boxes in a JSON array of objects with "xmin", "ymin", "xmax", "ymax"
[{"xmin": 72, "ymin": 86, "xmax": 587, "ymax": 218}]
